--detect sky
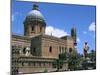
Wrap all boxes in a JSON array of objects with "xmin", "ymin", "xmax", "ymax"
[{"xmin": 12, "ymin": 0, "xmax": 96, "ymax": 54}]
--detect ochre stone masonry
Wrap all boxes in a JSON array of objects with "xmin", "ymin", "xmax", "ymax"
[{"xmin": 11, "ymin": 4, "xmax": 77, "ymax": 74}]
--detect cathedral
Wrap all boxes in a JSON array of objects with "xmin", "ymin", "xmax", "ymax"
[{"xmin": 11, "ymin": 4, "xmax": 77, "ymax": 74}]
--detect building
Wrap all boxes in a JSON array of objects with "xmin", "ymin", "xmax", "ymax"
[{"xmin": 11, "ymin": 4, "xmax": 77, "ymax": 74}]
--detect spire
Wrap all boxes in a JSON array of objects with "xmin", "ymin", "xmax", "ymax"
[
  {"xmin": 71, "ymin": 25, "xmax": 77, "ymax": 43},
  {"xmin": 72, "ymin": 25, "xmax": 76, "ymax": 32},
  {"xmin": 32, "ymin": 4, "xmax": 39, "ymax": 10}
]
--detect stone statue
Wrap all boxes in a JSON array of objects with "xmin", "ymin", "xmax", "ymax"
[
  {"xmin": 25, "ymin": 47, "xmax": 30, "ymax": 56},
  {"xmin": 83, "ymin": 42, "xmax": 89, "ymax": 58}
]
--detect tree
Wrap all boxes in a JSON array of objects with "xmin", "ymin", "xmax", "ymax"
[
  {"xmin": 81, "ymin": 49, "xmax": 96, "ymax": 70},
  {"xmin": 67, "ymin": 52, "xmax": 82, "ymax": 70},
  {"xmin": 58, "ymin": 49, "xmax": 83, "ymax": 71}
]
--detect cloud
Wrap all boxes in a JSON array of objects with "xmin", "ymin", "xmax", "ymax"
[
  {"xmin": 45, "ymin": 26, "xmax": 69, "ymax": 37},
  {"xmin": 77, "ymin": 37, "xmax": 80, "ymax": 43},
  {"xmin": 89, "ymin": 22, "xmax": 96, "ymax": 32}
]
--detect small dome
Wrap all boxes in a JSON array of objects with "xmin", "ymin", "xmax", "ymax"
[
  {"xmin": 26, "ymin": 10, "xmax": 44, "ymax": 21},
  {"xmin": 25, "ymin": 4, "xmax": 45, "ymax": 22}
]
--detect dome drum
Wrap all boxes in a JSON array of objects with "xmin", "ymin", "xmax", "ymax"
[{"xmin": 24, "ymin": 19, "xmax": 46, "ymax": 27}]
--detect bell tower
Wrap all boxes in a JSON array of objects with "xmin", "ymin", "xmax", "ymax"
[
  {"xmin": 23, "ymin": 4, "xmax": 46, "ymax": 37},
  {"xmin": 71, "ymin": 26, "xmax": 77, "ymax": 43},
  {"xmin": 71, "ymin": 26, "xmax": 77, "ymax": 54}
]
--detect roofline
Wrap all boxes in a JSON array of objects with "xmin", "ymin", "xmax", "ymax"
[{"xmin": 12, "ymin": 34, "xmax": 30, "ymax": 40}]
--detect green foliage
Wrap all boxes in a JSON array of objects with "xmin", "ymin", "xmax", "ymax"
[
  {"xmin": 59, "ymin": 53, "xmax": 67, "ymax": 60},
  {"xmin": 87, "ymin": 50, "xmax": 96, "ymax": 61},
  {"xmin": 58, "ymin": 48, "xmax": 83, "ymax": 70},
  {"xmin": 81, "ymin": 50, "xmax": 96, "ymax": 70},
  {"xmin": 44, "ymin": 68, "xmax": 48, "ymax": 73},
  {"xmin": 67, "ymin": 52, "xmax": 82, "ymax": 70},
  {"xmin": 58, "ymin": 49, "xmax": 96, "ymax": 70}
]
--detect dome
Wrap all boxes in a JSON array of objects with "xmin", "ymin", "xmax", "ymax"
[
  {"xmin": 25, "ymin": 4, "xmax": 45, "ymax": 22},
  {"xmin": 26, "ymin": 10, "xmax": 44, "ymax": 21}
]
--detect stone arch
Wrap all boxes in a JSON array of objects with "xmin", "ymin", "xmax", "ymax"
[
  {"xmin": 23, "ymin": 47, "xmax": 26, "ymax": 54},
  {"xmin": 69, "ymin": 48, "xmax": 72, "ymax": 53},
  {"xmin": 49, "ymin": 46, "xmax": 52, "ymax": 53}
]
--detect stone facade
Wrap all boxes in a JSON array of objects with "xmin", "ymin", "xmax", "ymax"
[
  {"xmin": 27, "ymin": 34, "xmax": 74, "ymax": 59},
  {"xmin": 11, "ymin": 4, "xmax": 77, "ymax": 74}
]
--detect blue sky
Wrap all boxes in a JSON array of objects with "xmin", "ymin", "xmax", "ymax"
[{"xmin": 12, "ymin": 0, "xmax": 96, "ymax": 54}]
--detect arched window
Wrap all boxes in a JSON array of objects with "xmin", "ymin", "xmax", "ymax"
[
  {"xmin": 40, "ymin": 27, "xmax": 42, "ymax": 32},
  {"xmin": 33, "ymin": 48, "xmax": 36, "ymax": 53},
  {"xmin": 59, "ymin": 46, "xmax": 61, "ymax": 53},
  {"xmin": 23, "ymin": 48, "xmax": 26, "ymax": 54},
  {"xmin": 69, "ymin": 48, "xmax": 72, "ymax": 53},
  {"xmin": 49, "ymin": 46, "xmax": 52, "ymax": 53},
  {"xmin": 32, "ymin": 26, "xmax": 35, "ymax": 31},
  {"xmin": 31, "ymin": 48, "xmax": 36, "ymax": 55}
]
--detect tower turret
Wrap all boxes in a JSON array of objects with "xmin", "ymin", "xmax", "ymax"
[{"xmin": 71, "ymin": 26, "xmax": 77, "ymax": 43}]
